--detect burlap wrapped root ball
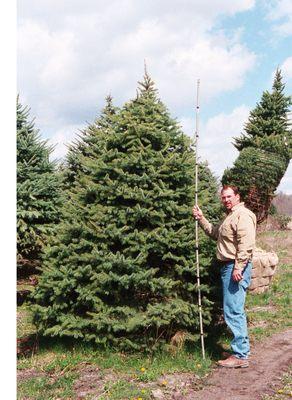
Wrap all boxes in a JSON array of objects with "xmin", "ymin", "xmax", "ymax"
[{"xmin": 222, "ymin": 147, "xmax": 289, "ymax": 223}]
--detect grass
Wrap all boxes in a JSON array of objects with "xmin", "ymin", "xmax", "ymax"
[
  {"xmin": 261, "ymin": 368, "xmax": 292, "ymax": 400},
  {"xmin": 17, "ymin": 324, "xmax": 212, "ymax": 399},
  {"xmin": 256, "ymin": 230, "xmax": 291, "ymax": 266},
  {"xmin": 17, "ymin": 230, "xmax": 292, "ymax": 399},
  {"xmin": 17, "ymin": 334, "xmax": 211, "ymax": 399},
  {"xmin": 246, "ymin": 262, "xmax": 292, "ymax": 340},
  {"xmin": 17, "ymin": 305, "xmax": 37, "ymax": 339},
  {"xmin": 17, "ymin": 373, "xmax": 78, "ymax": 400},
  {"xmin": 17, "ymin": 340, "xmax": 210, "ymax": 376},
  {"xmin": 99, "ymin": 381, "xmax": 152, "ymax": 400},
  {"xmin": 245, "ymin": 229, "xmax": 292, "ymax": 341}
]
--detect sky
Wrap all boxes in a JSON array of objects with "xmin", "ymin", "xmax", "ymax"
[{"xmin": 17, "ymin": 0, "xmax": 292, "ymax": 193}]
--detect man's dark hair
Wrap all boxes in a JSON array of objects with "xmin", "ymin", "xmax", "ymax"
[{"xmin": 221, "ymin": 185, "xmax": 240, "ymax": 197}]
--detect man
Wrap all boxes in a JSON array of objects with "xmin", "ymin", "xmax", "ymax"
[{"xmin": 192, "ymin": 185, "xmax": 256, "ymax": 368}]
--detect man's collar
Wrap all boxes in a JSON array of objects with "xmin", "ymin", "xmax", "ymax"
[{"xmin": 231, "ymin": 202, "xmax": 245, "ymax": 212}]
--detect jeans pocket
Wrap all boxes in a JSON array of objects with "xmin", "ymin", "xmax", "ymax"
[
  {"xmin": 239, "ymin": 279, "xmax": 249, "ymax": 290},
  {"xmin": 239, "ymin": 262, "xmax": 252, "ymax": 290}
]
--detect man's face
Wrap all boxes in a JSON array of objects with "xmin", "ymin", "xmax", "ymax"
[{"xmin": 221, "ymin": 188, "xmax": 240, "ymax": 211}]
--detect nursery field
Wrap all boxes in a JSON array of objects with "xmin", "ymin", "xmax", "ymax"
[{"xmin": 17, "ymin": 230, "xmax": 292, "ymax": 400}]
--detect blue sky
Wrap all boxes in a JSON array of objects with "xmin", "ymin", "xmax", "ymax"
[
  {"xmin": 206, "ymin": 0, "xmax": 292, "ymax": 116},
  {"xmin": 17, "ymin": 0, "xmax": 292, "ymax": 193}
]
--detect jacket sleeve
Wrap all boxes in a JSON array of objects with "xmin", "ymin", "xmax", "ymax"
[
  {"xmin": 199, "ymin": 216, "xmax": 220, "ymax": 240},
  {"xmin": 234, "ymin": 213, "xmax": 256, "ymax": 271}
]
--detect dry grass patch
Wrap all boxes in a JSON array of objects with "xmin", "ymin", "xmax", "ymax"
[{"xmin": 257, "ymin": 230, "xmax": 292, "ymax": 266}]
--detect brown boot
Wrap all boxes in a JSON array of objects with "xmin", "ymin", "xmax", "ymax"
[
  {"xmin": 217, "ymin": 355, "xmax": 249, "ymax": 368},
  {"xmin": 222, "ymin": 351, "xmax": 252, "ymax": 360},
  {"xmin": 221, "ymin": 351, "xmax": 232, "ymax": 359}
]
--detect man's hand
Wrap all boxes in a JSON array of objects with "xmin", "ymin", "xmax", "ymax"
[
  {"xmin": 232, "ymin": 269, "xmax": 243, "ymax": 282},
  {"xmin": 192, "ymin": 205, "xmax": 203, "ymax": 220}
]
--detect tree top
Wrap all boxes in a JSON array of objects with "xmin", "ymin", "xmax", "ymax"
[{"xmin": 137, "ymin": 62, "xmax": 157, "ymax": 95}]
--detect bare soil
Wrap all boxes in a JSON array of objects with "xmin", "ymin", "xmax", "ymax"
[{"xmin": 177, "ymin": 329, "xmax": 292, "ymax": 400}]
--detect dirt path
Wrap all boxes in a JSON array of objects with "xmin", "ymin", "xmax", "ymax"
[{"xmin": 181, "ymin": 329, "xmax": 292, "ymax": 400}]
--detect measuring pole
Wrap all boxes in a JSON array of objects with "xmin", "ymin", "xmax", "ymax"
[{"xmin": 194, "ymin": 79, "xmax": 205, "ymax": 359}]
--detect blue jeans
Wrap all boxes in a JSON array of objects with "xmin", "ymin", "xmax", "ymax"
[{"xmin": 220, "ymin": 261, "xmax": 252, "ymax": 359}]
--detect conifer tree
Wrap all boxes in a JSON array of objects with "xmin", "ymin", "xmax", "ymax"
[
  {"xmin": 234, "ymin": 69, "xmax": 291, "ymax": 157},
  {"xmin": 62, "ymin": 95, "xmax": 119, "ymax": 189},
  {"xmin": 222, "ymin": 70, "xmax": 291, "ymax": 222},
  {"xmin": 32, "ymin": 73, "xmax": 221, "ymax": 350},
  {"xmin": 17, "ymin": 98, "xmax": 62, "ymax": 271}
]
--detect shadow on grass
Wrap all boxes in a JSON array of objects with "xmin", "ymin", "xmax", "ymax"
[
  {"xmin": 27, "ymin": 322, "xmax": 231, "ymax": 367},
  {"xmin": 204, "ymin": 323, "xmax": 231, "ymax": 361}
]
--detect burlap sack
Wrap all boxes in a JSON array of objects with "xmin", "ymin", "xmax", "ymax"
[{"xmin": 250, "ymin": 247, "xmax": 278, "ymax": 293}]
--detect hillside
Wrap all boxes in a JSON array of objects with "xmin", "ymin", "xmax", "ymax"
[{"xmin": 273, "ymin": 192, "xmax": 292, "ymax": 216}]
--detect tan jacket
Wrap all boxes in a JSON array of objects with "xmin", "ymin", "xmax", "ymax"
[{"xmin": 199, "ymin": 202, "xmax": 256, "ymax": 271}]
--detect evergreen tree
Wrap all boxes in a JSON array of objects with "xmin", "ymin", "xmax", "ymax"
[
  {"xmin": 32, "ymin": 73, "xmax": 221, "ymax": 350},
  {"xmin": 17, "ymin": 98, "xmax": 62, "ymax": 271},
  {"xmin": 222, "ymin": 70, "xmax": 291, "ymax": 222},
  {"xmin": 62, "ymin": 95, "xmax": 119, "ymax": 189},
  {"xmin": 234, "ymin": 69, "xmax": 291, "ymax": 157}
]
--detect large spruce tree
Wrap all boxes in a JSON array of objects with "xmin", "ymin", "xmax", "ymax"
[
  {"xmin": 17, "ymin": 98, "xmax": 62, "ymax": 272},
  {"xmin": 222, "ymin": 69, "xmax": 291, "ymax": 222},
  {"xmin": 234, "ymin": 68, "xmax": 291, "ymax": 156},
  {"xmin": 32, "ymin": 73, "xmax": 221, "ymax": 350},
  {"xmin": 62, "ymin": 95, "xmax": 119, "ymax": 190}
]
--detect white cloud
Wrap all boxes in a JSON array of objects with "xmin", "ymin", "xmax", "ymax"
[
  {"xmin": 278, "ymin": 163, "xmax": 292, "ymax": 194},
  {"xmin": 266, "ymin": 0, "xmax": 292, "ymax": 37},
  {"xmin": 18, "ymin": 21, "xmax": 77, "ymax": 85},
  {"xmin": 158, "ymin": 37, "xmax": 255, "ymax": 111},
  {"xmin": 49, "ymin": 123, "xmax": 85, "ymax": 161},
  {"xmin": 281, "ymin": 57, "xmax": 292, "ymax": 80},
  {"xmin": 180, "ymin": 105, "xmax": 250, "ymax": 179},
  {"xmin": 17, "ymin": 0, "xmax": 257, "ymax": 146}
]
